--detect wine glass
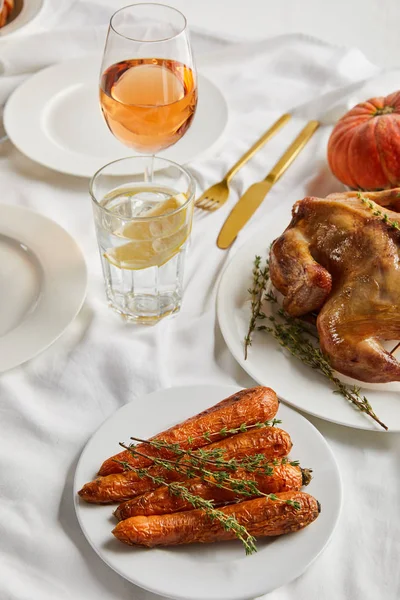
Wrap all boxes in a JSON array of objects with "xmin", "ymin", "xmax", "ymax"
[{"xmin": 99, "ymin": 3, "xmax": 197, "ymax": 164}]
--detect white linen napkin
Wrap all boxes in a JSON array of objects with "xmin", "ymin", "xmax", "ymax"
[{"xmin": 1, "ymin": 3, "xmax": 400, "ymax": 600}]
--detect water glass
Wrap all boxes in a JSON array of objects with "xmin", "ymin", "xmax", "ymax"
[{"xmin": 90, "ymin": 156, "xmax": 195, "ymax": 324}]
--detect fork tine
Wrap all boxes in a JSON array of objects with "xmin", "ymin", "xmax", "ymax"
[
  {"xmin": 195, "ymin": 196, "xmax": 208, "ymax": 207},
  {"xmin": 206, "ymin": 199, "xmax": 219, "ymax": 210},
  {"xmin": 196, "ymin": 197, "xmax": 212, "ymax": 210},
  {"xmin": 197, "ymin": 198, "xmax": 217, "ymax": 211}
]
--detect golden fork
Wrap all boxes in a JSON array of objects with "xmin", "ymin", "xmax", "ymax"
[{"xmin": 195, "ymin": 113, "xmax": 291, "ymax": 211}]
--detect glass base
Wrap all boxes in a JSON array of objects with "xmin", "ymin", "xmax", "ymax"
[{"xmin": 107, "ymin": 291, "xmax": 181, "ymax": 325}]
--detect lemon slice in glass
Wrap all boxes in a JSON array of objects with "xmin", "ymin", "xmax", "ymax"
[{"xmin": 104, "ymin": 193, "xmax": 190, "ymax": 270}]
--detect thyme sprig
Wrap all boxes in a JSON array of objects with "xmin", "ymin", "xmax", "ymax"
[
  {"xmin": 116, "ymin": 438, "xmax": 302, "ymax": 555},
  {"xmin": 119, "ymin": 441, "xmax": 300, "ymax": 482},
  {"xmin": 120, "ymin": 443, "xmax": 300, "ymax": 505},
  {"xmin": 245, "ymin": 255, "xmax": 388, "ymax": 431},
  {"xmin": 244, "ymin": 255, "xmax": 270, "ymax": 359},
  {"xmin": 132, "ymin": 418, "xmax": 281, "ymax": 454},
  {"xmin": 357, "ymin": 192, "xmax": 400, "ymax": 231},
  {"xmin": 186, "ymin": 417, "xmax": 282, "ymax": 443},
  {"xmin": 132, "ymin": 469, "xmax": 258, "ymax": 555},
  {"xmin": 126, "ymin": 426, "xmax": 282, "ymax": 474}
]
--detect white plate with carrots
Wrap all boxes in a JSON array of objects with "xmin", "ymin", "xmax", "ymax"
[{"xmin": 74, "ymin": 385, "xmax": 342, "ymax": 600}]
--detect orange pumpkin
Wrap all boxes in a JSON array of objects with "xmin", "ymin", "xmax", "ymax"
[{"xmin": 327, "ymin": 91, "xmax": 400, "ymax": 190}]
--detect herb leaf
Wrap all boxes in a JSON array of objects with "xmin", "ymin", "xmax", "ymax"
[{"xmin": 245, "ymin": 255, "xmax": 388, "ymax": 431}]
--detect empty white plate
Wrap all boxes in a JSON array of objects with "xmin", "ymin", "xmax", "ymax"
[
  {"xmin": 0, "ymin": 204, "xmax": 87, "ymax": 372},
  {"xmin": 4, "ymin": 55, "xmax": 228, "ymax": 177},
  {"xmin": 74, "ymin": 384, "xmax": 342, "ymax": 600}
]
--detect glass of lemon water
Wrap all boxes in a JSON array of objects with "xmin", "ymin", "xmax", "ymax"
[{"xmin": 90, "ymin": 156, "xmax": 195, "ymax": 324}]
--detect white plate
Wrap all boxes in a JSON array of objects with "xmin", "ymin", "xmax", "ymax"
[
  {"xmin": 74, "ymin": 384, "xmax": 342, "ymax": 600},
  {"xmin": 217, "ymin": 214, "xmax": 400, "ymax": 432},
  {"xmin": 0, "ymin": 0, "xmax": 44, "ymax": 38},
  {"xmin": 4, "ymin": 55, "xmax": 228, "ymax": 177},
  {"xmin": 0, "ymin": 204, "xmax": 87, "ymax": 372}
]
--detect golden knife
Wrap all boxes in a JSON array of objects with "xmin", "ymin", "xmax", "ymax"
[{"xmin": 217, "ymin": 120, "xmax": 320, "ymax": 249}]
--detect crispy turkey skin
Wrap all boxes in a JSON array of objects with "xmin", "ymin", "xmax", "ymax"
[{"xmin": 269, "ymin": 189, "xmax": 400, "ymax": 383}]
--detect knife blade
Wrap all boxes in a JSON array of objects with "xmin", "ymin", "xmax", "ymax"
[{"xmin": 217, "ymin": 120, "xmax": 320, "ymax": 249}]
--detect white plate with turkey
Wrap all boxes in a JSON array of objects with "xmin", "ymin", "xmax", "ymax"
[{"xmin": 217, "ymin": 190, "xmax": 400, "ymax": 432}]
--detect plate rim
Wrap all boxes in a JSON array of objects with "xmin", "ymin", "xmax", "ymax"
[
  {"xmin": 216, "ymin": 219, "xmax": 399, "ymax": 433},
  {"xmin": 3, "ymin": 54, "xmax": 228, "ymax": 178},
  {"xmin": 0, "ymin": 203, "xmax": 87, "ymax": 371},
  {"xmin": 73, "ymin": 384, "xmax": 342, "ymax": 600}
]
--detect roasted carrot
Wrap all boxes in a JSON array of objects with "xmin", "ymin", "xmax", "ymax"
[
  {"xmin": 98, "ymin": 387, "xmax": 278, "ymax": 476},
  {"xmin": 114, "ymin": 462, "xmax": 309, "ymax": 520},
  {"xmin": 78, "ymin": 426, "xmax": 292, "ymax": 504},
  {"xmin": 0, "ymin": 0, "xmax": 13, "ymax": 28},
  {"xmin": 112, "ymin": 492, "xmax": 320, "ymax": 547}
]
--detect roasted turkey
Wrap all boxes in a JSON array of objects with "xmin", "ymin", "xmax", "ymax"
[{"xmin": 269, "ymin": 189, "xmax": 400, "ymax": 383}]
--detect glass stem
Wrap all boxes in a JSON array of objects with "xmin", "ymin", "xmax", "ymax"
[{"xmin": 144, "ymin": 154, "xmax": 155, "ymax": 183}]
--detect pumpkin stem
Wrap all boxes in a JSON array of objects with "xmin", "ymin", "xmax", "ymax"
[{"xmin": 374, "ymin": 105, "xmax": 395, "ymax": 116}]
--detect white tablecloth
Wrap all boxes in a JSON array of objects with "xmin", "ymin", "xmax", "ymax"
[{"xmin": 1, "ymin": 2, "xmax": 400, "ymax": 599}]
